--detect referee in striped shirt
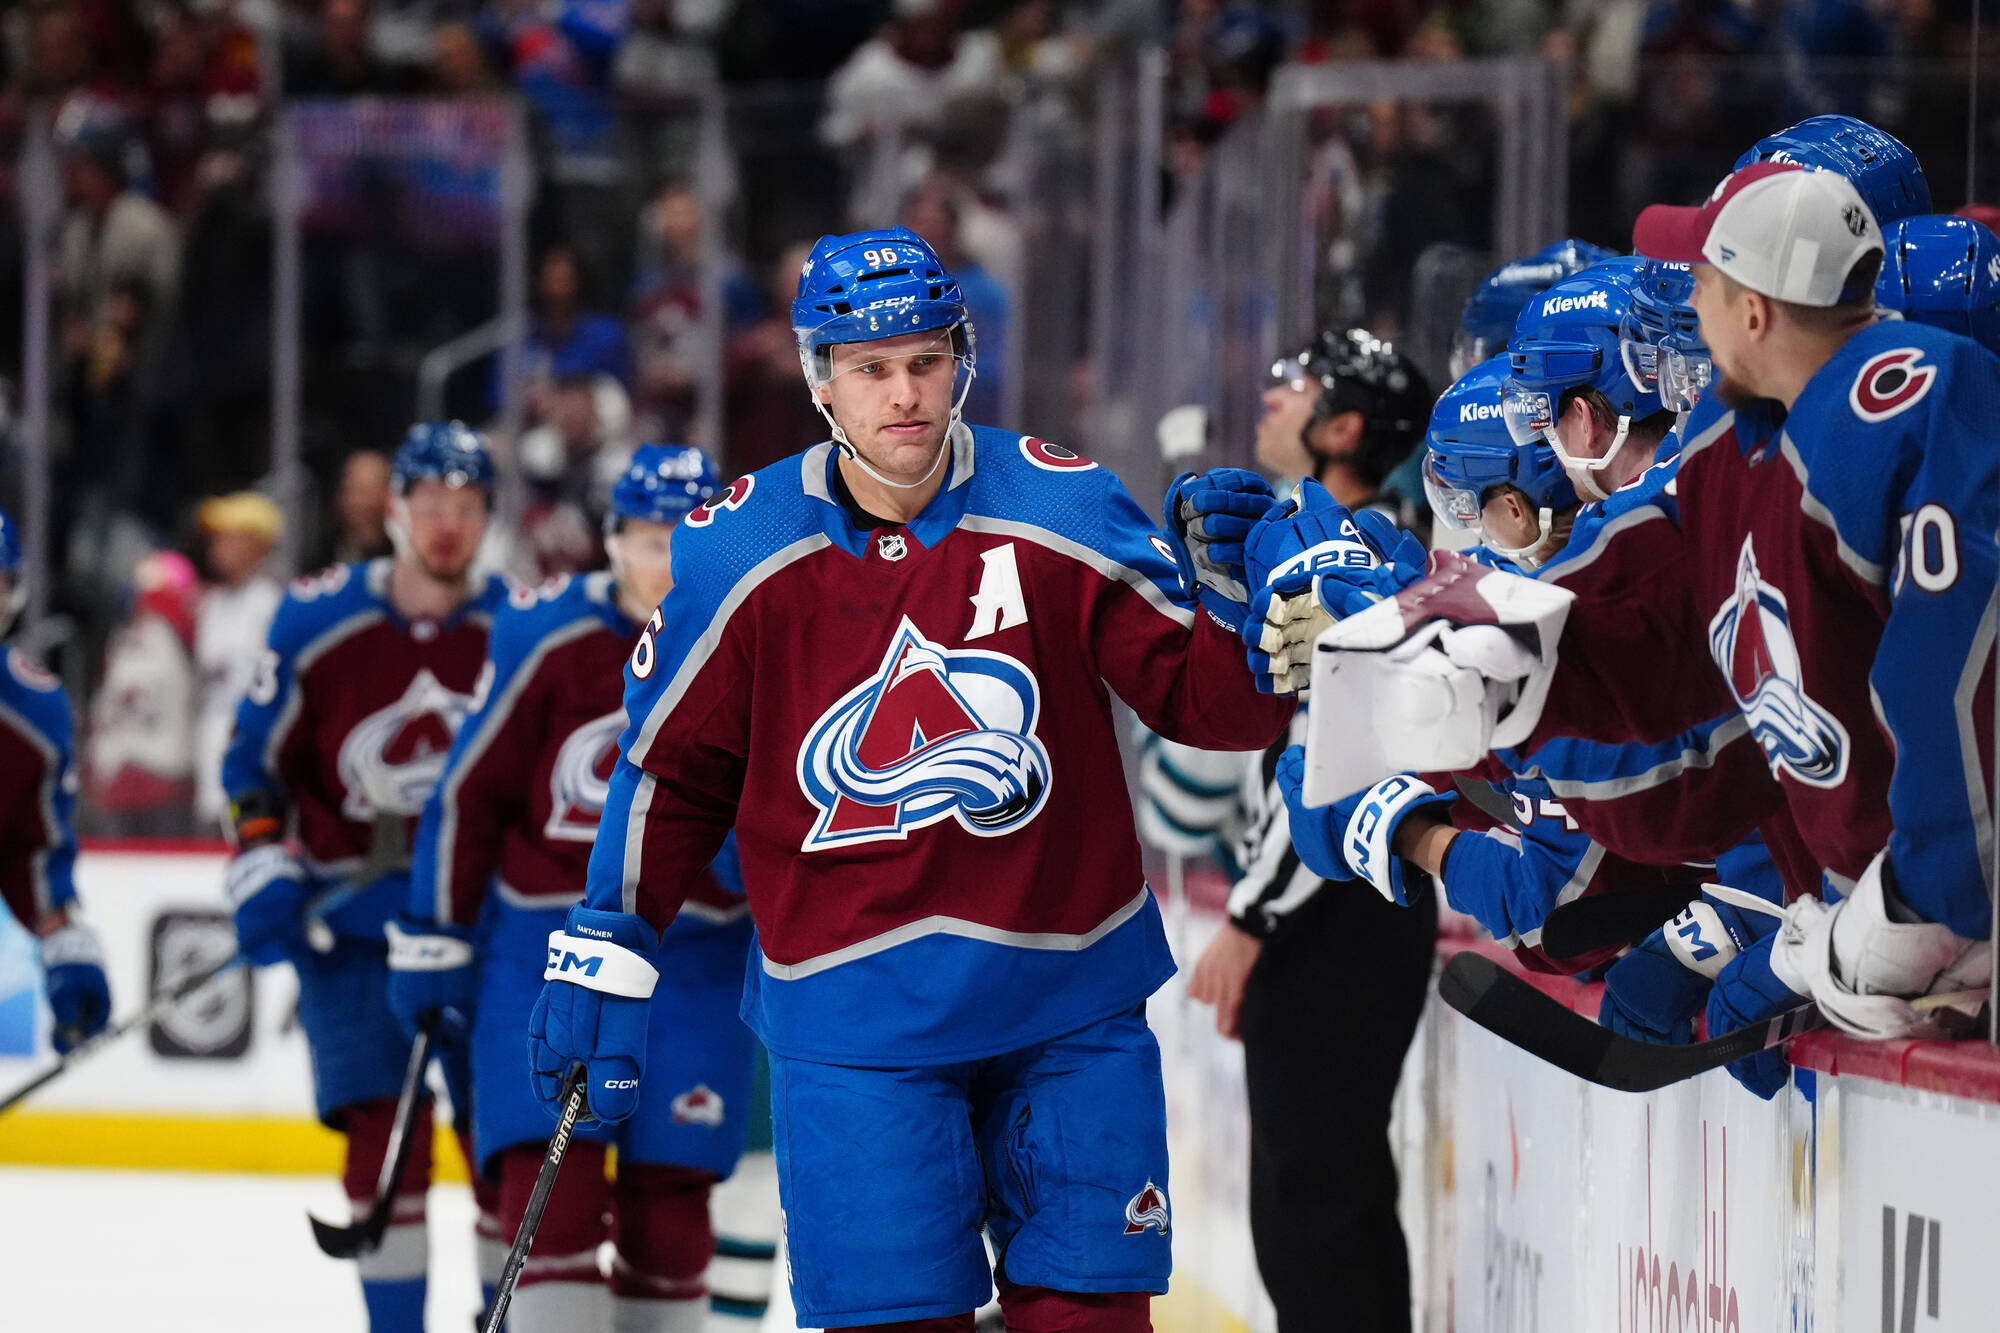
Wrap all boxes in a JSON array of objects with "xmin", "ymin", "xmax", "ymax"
[{"xmin": 1141, "ymin": 329, "xmax": 1436, "ymax": 1333}]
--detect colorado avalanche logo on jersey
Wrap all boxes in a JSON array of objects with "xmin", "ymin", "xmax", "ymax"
[
  {"xmin": 1123, "ymin": 1181, "xmax": 1170, "ymax": 1235},
  {"xmin": 543, "ymin": 709, "xmax": 626, "ymax": 842},
  {"xmin": 1707, "ymin": 535, "xmax": 1851, "ymax": 789},
  {"xmin": 797, "ymin": 617, "xmax": 1051, "ymax": 850},
  {"xmin": 337, "ymin": 669, "xmax": 477, "ymax": 818}
]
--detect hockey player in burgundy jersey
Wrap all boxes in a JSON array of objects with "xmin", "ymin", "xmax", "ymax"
[
  {"xmin": 395, "ymin": 444, "xmax": 757, "ymax": 1333},
  {"xmin": 527, "ymin": 228, "xmax": 1294, "ymax": 1332},
  {"xmin": 0, "ymin": 507, "xmax": 109, "ymax": 1055},
  {"xmin": 221, "ymin": 422, "xmax": 512, "ymax": 1332}
]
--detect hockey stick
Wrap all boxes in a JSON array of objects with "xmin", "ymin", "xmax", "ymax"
[
  {"xmin": 1537, "ymin": 884, "xmax": 1702, "ymax": 960},
  {"xmin": 482, "ymin": 1067, "xmax": 590, "ymax": 1333},
  {"xmin": 309, "ymin": 1022, "xmax": 436, "ymax": 1257},
  {"xmin": 1436, "ymin": 950, "xmax": 1824, "ymax": 1093},
  {"xmin": 0, "ymin": 882, "xmax": 359, "ymax": 1118}
]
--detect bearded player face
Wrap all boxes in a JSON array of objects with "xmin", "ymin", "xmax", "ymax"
[{"xmin": 1689, "ymin": 264, "xmax": 1761, "ymax": 407}]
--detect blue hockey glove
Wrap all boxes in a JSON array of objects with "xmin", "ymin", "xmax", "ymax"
[
  {"xmin": 386, "ymin": 915, "xmax": 478, "ymax": 1043},
  {"xmin": 40, "ymin": 921, "xmax": 110, "ymax": 1053},
  {"xmin": 1600, "ymin": 883, "xmax": 1787, "ymax": 1048},
  {"xmin": 1241, "ymin": 484, "xmax": 1427, "ymax": 694},
  {"xmin": 225, "ymin": 843, "xmax": 312, "ymax": 967},
  {"xmin": 1706, "ymin": 933, "xmax": 1808, "ymax": 1100},
  {"xmin": 1161, "ymin": 468, "xmax": 1279, "ymax": 633},
  {"xmin": 528, "ymin": 905, "xmax": 661, "ymax": 1124},
  {"xmin": 1273, "ymin": 746, "xmax": 1452, "ymax": 904}
]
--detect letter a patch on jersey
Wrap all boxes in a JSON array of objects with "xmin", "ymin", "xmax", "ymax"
[
  {"xmin": 966, "ymin": 543, "xmax": 1028, "ymax": 641},
  {"xmin": 1707, "ymin": 534, "xmax": 1851, "ymax": 789},
  {"xmin": 797, "ymin": 617, "xmax": 1052, "ymax": 850}
]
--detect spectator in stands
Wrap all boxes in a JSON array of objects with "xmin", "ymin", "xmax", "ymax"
[
  {"xmin": 628, "ymin": 180, "xmax": 759, "ymax": 442},
  {"xmin": 326, "ymin": 449, "xmax": 394, "ymax": 566},
  {"xmin": 517, "ymin": 370, "xmax": 635, "ymax": 575},
  {"xmin": 507, "ymin": 242, "xmax": 634, "ymax": 422},
  {"xmin": 192, "ymin": 492, "xmax": 282, "ymax": 830},
  {"xmin": 618, "ymin": 0, "xmax": 732, "ymax": 100},
  {"xmin": 429, "ymin": 20, "xmax": 498, "ymax": 97},
  {"xmin": 485, "ymin": 0, "xmax": 632, "ymax": 290},
  {"xmin": 141, "ymin": 0, "xmax": 265, "ymax": 217},
  {"xmin": 820, "ymin": 0, "xmax": 1005, "ymax": 149},
  {"xmin": 86, "ymin": 550, "xmax": 200, "ymax": 837},
  {"xmin": 57, "ymin": 97, "xmax": 180, "ymax": 366},
  {"xmin": 724, "ymin": 239, "xmax": 827, "ymax": 476},
  {"xmin": 284, "ymin": 0, "xmax": 418, "ymax": 96},
  {"xmin": 901, "ymin": 179, "xmax": 1009, "ymax": 422}
]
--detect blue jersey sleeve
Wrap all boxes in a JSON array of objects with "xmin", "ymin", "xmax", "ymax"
[{"xmin": 1799, "ymin": 329, "xmax": 2000, "ymax": 936}]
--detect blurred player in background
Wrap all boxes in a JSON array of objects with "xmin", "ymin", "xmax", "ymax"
[
  {"xmin": 528, "ymin": 226, "xmax": 1295, "ymax": 1332},
  {"xmin": 0, "ymin": 507, "xmax": 110, "ymax": 1059},
  {"xmin": 221, "ymin": 421, "xmax": 511, "ymax": 1332},
  {"xmin": 1152, "ymin": 327, "xmax": 1437, "ymax": 1333},
  {"xmin": 396, "ymin": 443, "xmax": 761, "ymax": 1333}
]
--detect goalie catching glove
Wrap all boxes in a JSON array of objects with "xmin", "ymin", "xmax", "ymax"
[
  {"xmin": 1298, "ymin": 553, "xmax": 1574, "ymax": 808},
  {"xmin": 528, "ymin": 904, "xmax": 661, "ymax": 1124},
  {"xmin": 1238, "ymin": 480, "xmax": 1428, "ymax": 696}
]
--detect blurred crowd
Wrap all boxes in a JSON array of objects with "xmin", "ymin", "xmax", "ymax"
[{"xmin": 2, "ymin": 0, "xmax": 1996, "ymax": 835}]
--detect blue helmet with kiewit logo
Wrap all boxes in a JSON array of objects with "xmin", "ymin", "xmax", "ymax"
[
  {"xmin": 1876, "ymin": 213, "xmax": 2000, "ymax": 357},
  {"xmin": 792, "ymin": 229, "xmax": 977, "ymax": 459},
  {"xmin": 392, "ymin": 420, "xmax": 495, "ymax": 497},
  {"xmin": 1424, "ymin": 356, "xmax": 1577, "ymax": 566},
  {"xmin": 608, "ymin": 443, "xmax": 721, "ymax": 530},
  {"xmin": 1502, "ymin": 258, "xmax": 1663, "ymax": 492},
  {"xmin": 1452, "ymin": 238, "xmax": 1618, "ymax": 380}
]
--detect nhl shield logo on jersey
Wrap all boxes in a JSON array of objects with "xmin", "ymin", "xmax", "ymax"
[
  {"xmin": 1707, "ymin": 535, "xmax": 1851, "ymax": 789},
  {"xmin": 1123, "ymin": 1181, "xmax": 1170, "ymax": 1235},
  {"xmin": 797, "ymin": 616, "xmax": 1052, "ymax": 850},
  {"xmin": 337, "ymin": 668, "xmax": 478, "ymax": 818},
  {"xmin": 670, "ymin": 1083, "xmax": 726, "ymax": 1127},
  {"xmin": 543, "ymin": 709, "xmax": 626, "ymax": 842}
]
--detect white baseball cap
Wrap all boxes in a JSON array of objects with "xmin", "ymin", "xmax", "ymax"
[{"xmin": 1633, "ymin": 161, "xmax": 1884, "ymax": 307}]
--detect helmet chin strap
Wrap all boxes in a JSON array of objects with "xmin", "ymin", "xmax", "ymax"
[
  {"xmin": 814, "ymin": 367, "xmax": 971, "ymax": 493},
  {"xmin": 1485, "ymin": 506, "xmax": 1555, "ymax": 571},
  {"xmin": 1549, "ymin": 414, "xmax": 1634, "ymax": 503}
]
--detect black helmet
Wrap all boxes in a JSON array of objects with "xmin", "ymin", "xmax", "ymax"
[{"xmin": 1270, "ymin": 328, "xmax": 1433, "ymax": 488}]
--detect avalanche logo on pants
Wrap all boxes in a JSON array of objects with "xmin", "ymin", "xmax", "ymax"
[
  {"xmin": 1707, "ymin": 534, "xmax": 1850, "ymax": 789},
  {"xmin": 798, "ymin": 616, "xmax": 1051, "ymax": 850}
]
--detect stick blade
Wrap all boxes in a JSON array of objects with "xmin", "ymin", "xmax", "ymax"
[
  {"xmin": 1438, "ymin": 952, "xmax": 1620, "ymax": 1082},
  {"xmin": 309, "ymin": 1211, "xmax": 383, "ymax": 1259}
]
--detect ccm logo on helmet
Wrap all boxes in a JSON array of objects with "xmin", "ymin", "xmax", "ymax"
[
  {"xmin": 1849, "ymin": 347, "xmax": 1936, "ymax": 423},
  {"xmin": 1541, "ymin": 289, "xmax": 1610, "ymax": 317},
  {"xmin": 1459, "ymin": 400, "xmax": 1502, "ymax": 423},
  {"xmin": 1020, "ymin": 437, "xmax": 1097, "ymax": 472},
  {"xmin": 683, "ymin": 474, "xmax": 754, "ymax": 528}
]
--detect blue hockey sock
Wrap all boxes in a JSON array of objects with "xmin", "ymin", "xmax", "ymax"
[{"xmin": 361, "ymin": 1276, "xmax": 426, "ymax": 1333}]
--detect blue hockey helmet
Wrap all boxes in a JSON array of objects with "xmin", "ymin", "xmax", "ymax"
[
  {"xmin": 1423, "ymin": 357, "xmax": 1578, "ymax": 566},
  {"xmin": 1734, "ymin": 115, "xmax": 1930, "ymax": 229},
  {"xmin": 391, "ymin": 420, "xmax": 495, "ymax": 498},
  {"xmin": 1617, "ymin": 259, "xmax": 1712, "ymax": 413},
  {"xmin": 608, "ymin": 443, "xmax": 721, "ymax": 530},
  {"xmin": 1876, "ymin": 214, "xmax": 2000, "ymax": 357},
  {"xmin": 0, "ymin": 505, "xmax": 24, "ymax": 634},
  {"xmin": 1502, "ymin": 258, "xmax": 1665, "ymax": 493},
  {"xmin": 792, "ymin": 228, "xmax": 974, "ymax": 380},
  {"xmin": 1452, "ymin": 238, "xmax": 1620, "ymax": 379}
]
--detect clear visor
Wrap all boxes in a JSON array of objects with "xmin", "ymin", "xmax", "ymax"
[
  {"xmin": 1656, "ymin": 340, "xmax": 1712, "ymax": 414},
  {"xmin": 1448, "ymin": 331, "xmax": 1495, "ymax": 383},
  {"xmin": 797, "ymin": 303, "xmax": 975, "ymax": 389},
  {"xmin": 1498, "ymin": 382, "xmax": 1561, "ymax": 451},
  {"xmin": 1423, "ymin": 454, "xmax": 1485, "ymax": 532}
]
